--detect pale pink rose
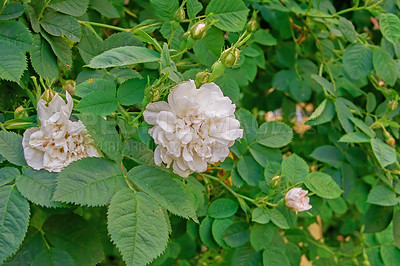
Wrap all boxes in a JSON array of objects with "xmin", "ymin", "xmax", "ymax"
[{"xmin": 285, "ymin": 187, "xmax": 312, "ymax": 212}]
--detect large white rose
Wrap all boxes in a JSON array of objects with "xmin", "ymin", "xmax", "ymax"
[
  {"xmin": 144, "ymin": 80, "xmax": 243, "ymax": 177},
  {"xmin": 285, "ymin": 187, "xmax": 312, "ymax": 212},
  {"xmin": 22, "ymin": 91, "xmax": 100, "ymax": 172}
]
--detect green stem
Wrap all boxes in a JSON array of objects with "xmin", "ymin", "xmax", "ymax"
[{"xmin": 78, "ymin": 21, "xmax": 127, "ymax": 32}]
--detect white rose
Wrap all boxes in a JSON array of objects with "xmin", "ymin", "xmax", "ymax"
[
  {"xmin": 22, "ymin": 91, "xmax": 100, "ymax": 172},
  {"xmin": 285, "ymin": 187, "xmax": 312, "ymax": 212},
  {"xmin": 144, "ymin": 80, "xmax": 243, "ymax": 177}
]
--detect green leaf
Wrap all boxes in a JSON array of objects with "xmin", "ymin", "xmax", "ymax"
[
  {"xmin": 200, "ymin": 216, "xmax": 219, "ymax": 250},
  {"xmin": 16, "ymin": 168, "xmax": 62, "ymax": 208},
  {"xmin": 366, "ymin": 92, "xmax": 377, "ymax": 113},
  {"xmin": 256, "ymin": 121, "xmax": 293, "ymax": 148},
  {"xmin": 187, "ymin": 0, "xmax": 202, "ymax": 19},
  {"xmin": 250, "ymin": 223, "xmax": 275, "ymax": 251},
  {"xmin": 75, "ymin": 78, "xmax": 113, "ymax": 97},
  {"xmin": 108, "ymin": 189, "xmax": 169, "ymax": 266},
  {"xmin": 0, "ymin": 41, "xmax": 26, "ymax": 82},
  {"xmin": 381, "ymin": 245, "xmax": 400, "ymax": 266},
  {"xmin": 251, "ymin": 208, "xmax": 271, "ymax": 224},
  {"xmin": 249, "ymin": 144, "xmax": 282, "ymax": 167},
  {"xmin": 379, "ymin": 13, "xmax": 400, "ymax": 44},
  {"xmin": 223, "ymin": 221, "xmax": 250, "ymax": 248},
  {"xmin": 41, "ymin": 32, "xmax": 72, "ymax": 66},
  {"xmin": 0, "ymin": 131, "xmax": 26, "ymax": 166},
  {"xmin": 268, "ymin": 208, "xmax": 289, "ymax": 229},
  {"xmin": 343, "ymin": 44, "xmax": 373, "ymax": 79},
  {"xmin": 30, "ymin": 34, "xmax": 59, "ymax": 80},
  {"xmin": 75, "ymin": 81, "xmax": 118, "ymax": 116},
  {"xmin": 0, "ymin": 2, "xmax": 25, "ymax": 20},
  {"xmin": 212, "ymin": 218, "xmax": 233, "ymax": 248},
  {"xmin": 306, "ymin": 99, "xmax": 336, "ymax": 126},
  {"xmin": 393, "ymin": 210, "xmax": 400, "ymax": 248},
  {"xmin": 338, "ymin": 17, "xmax": 357, "ymax": 42},
  {"xmin": 339, "ymin": 132, "xmax": 371, "ymax": 143},
  {"xmin": 336, "ymin": 97, "xmax": 354, "ymax": 133},
  {"xmin": 310, "ymin": 145, "xmax": 343, "ymax": 168},
  {"xmin": 150, "ymin": 0, "xmax": 179, "ymax": 21},
  {"xmin": 371, "ymin": 138, "xmax": 397, "ymax": 168},
  {"xmin": 49, "ymin": 0, "xmax": 89, "ymax": 16},
  {"xmin": 367, "ymin": 185, "xmax": 398, "ymax": 206},
  {"xmin": 305, "ymin": 172, "xmax": 343, "ymax": 199},
  {"xmin": 205, "ymin": 0, "xmax": 249, "ymax": 32},
  {"xmin": 103, "ymin": 31, "xmax": 143, "ymax": 51},
  {"xmin": 31, "ymin": 247, "xmax": 75, "ymax": 266},
  {"xmin": 236, "ymin": 109, "xmax": 257, "ymax": 143},
  {"xmin": 88, "ymin": 46, "xmax": 160, "ymax": 68},
  {"xmin": 310, "ymin": 74, "xmax": 335, "ymax": 95},
  {"xmin": 373, "ymin": 46, "xmax": 398, "ymax": 86},
  {"xmin": 208, "ymin": 198, "xmax": 239, "ymax": 219},
  {"xmin": 263, "ymin": 248, "xmax": 290, "ymax": 266},
  {"xmin": 78, "ymin": 113, "xmax": 123, "ymax": 162},
  {"xmin": 0, "ymin": 185, "xmax": 30, "ymax": 264},
  {"xmin": 117, "ymin": 78, "xmax": 146, "ymax": 105},
  {"xmin": 123, "ymin": 139, "xmax": 155, "ymax": 165},
  {"xmin": 43, "ymin": 214, "xmax": 104, "ymax": 265},
  {"xmin": 0, "ymin": 20, "xmax": 33, "ymax": 51},
  {"xmin": 128, "ymin": 165, "xmax": 197, "ymax": 221},
  {"xmin": 216, "ymin": 72, "xmax": 240, "ymax": 102},
  {"xmin": 89, "ymin": 0, "xmax": 120, "ymax": 18},
  {"xmin": 364, "ymin": 205, "xmax": 393, "ymax": 233},
  {"xmin": 0, "ymin": 167, "xmax": 19, "ymax": 187},
  {"xmin": 40, "ymin": 12, "xmax": 81, "ymax": 42},
  {"xmin": 253, "ymin": 30, "xmax": 277, "ymax": 46},
  {"xmin": 53, "ymin": 157, "xmax": 125, "ymax": 206},
  {"xmin": 282, "ymin": 154, "xmax": 309, "ymax": 184},
  {"xmin": 349, "ymin": 117, "xmax": 375, "ymax": 138},
  {"xmin": 77, "ymin": 26, "xmax": 104, "ymax": 64},
  {"xmin": 237, "ymin": 155, "xmax": 264, "ymax": 186}
]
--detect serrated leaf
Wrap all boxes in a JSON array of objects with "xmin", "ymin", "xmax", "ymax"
[
  {"xmin": 75, "ymin": 78, "xmax": 114, "ymax": 97},
  {"xmin": 0, "ymin": 2, "xmax": 25, "ymax": 20},
  {"xmin": 371, "ymin": 138, "xmax": 397, "ymax": 168},
  {"xmin": 0, "ymin": 185, "xmax": 30, "ymax": 264},
  {"xmin": 367, "ymin": 185, "xmax": 398, "ymax": 206},
  {"xmin": 128, "ymin": 165, "xmax": 197, "ymax": 221},
  {"xmin": 393, "ymin": 210, "xmax": 400, "ymax": 248},
  {"xmin": 223, "ymin": 221, "xmax": 250, "ymax": 247},
  {"xmin": 89, "ymin": 0, "xmax": 120, "ymax": 18},
  {"xmin": 31, "ymin": 247, "xmax": 75, "ymax": 266},
  {"xmin": 306, "ymin": 99, "xmax": 335, "ymax": 126},
  {"xmin": 43, "ymin": 214, "xmax": 104, "ymax": 265},
  {"xmin": 208, "ymin": 198, "xmax": 238, "ymax": 219},
  {"xmin": 253, "ymin": 30, "xmax": 277, "ymax": 46},
  {"xmin": 88, "ymin": 46, "xmax": 160, "ymax": 68},
  {"xmin": 0, "ymin": 167, "xmax": 19, "ymax": 187},
  {"xmin": 30, "ymin": 34, "xmax": 59, "ymax": 80},
  {"xmin": 40, "ymin": 12, "xmax": 81, "ymax": 42},
  {"xmin": 77, "ymin": 26, "xmax": 104, "ymax": 64},
  {"xmin": 212, "ymin": 218, "xmax": 233, "ymax": 247},
  {"xmin": 249, "ymin": 144, "xmax": 282, "ymax": 167},
  {"xmin": 236, "ymin": 109, "xmax": 257, "ymax": 143},
  {"xmin": 305, "ymin": 172, "xmax": 343, "ymax": 199},
  {"xmin": 237, "ymin": 155, "xmax": 264, "ymax": 186},
  {"xmin": 366, "ymin": 92, "xmax": 377, "ymax": 113},
  {"xmin": 108, "ymin": 189, "xmax": 169, "ymax": 266},
  {"xmin": 41, "ymin": 32, "xmax": 72, "ymax": 66},
  {"xmin": 0, "ymin": 41, "xmax": 26, "ymax": 82},
  {"xmin": 256, "ymin": 121, "xmax": 293, "ymax": 148},
  {"xmin": 250, "ymin": 223, "xmax": 275, "ymax": 251},
  {"xmin": 53, "ymin": 157, "xmax": 125, "ymax": 206},
  {"xmin": 0, "ymin": 131, "xmax": 26, "ymax": 166},
  {"xmin": 310, "ymin": 74, "xmax": 335, "ymax": 95},
  {"xmin": 349, "ymin": 117, "xmax": 375, "ymax": 138},
  {"xmin": 150, "ymin": 0, "xmax": 179, "ymax": 21},
  {"xmin": 282, "ymin": 154, "xmax": 309, "ymax": 184},
  {"xmin": 343, "ymin": 44, "xmax": 373, "ymax": 79},
  {"xmin": 263, "ymin": 248, "xmax": 290, "ymax": 266},
  {"xmin": 381, "ymin": 245, "xmax": 400, "ymax": 265},
  {"xmin": 205, "ymin": 0, "xmax": 249, "ymax": 32},
  {"xmin": 339, "ymin": 132, "xmax": 371, "ymax": 143},
  {"xmin": 123, "ymin": 139, "xmax": 154, "ymax": 165},
  {"xmin": 103, "ymin": 32, "xmax": 143, "ymax": 51},
  {"xmin": 338, "ymin": 17, "xmax": 357, "ymax": 42},
  {"xmin": 0, "ymin": 20, "xmax": 33, "ymax": 51},
  {"xmin": 78, "ymin": 113, "xmax": 123, "ymax": 162},
  {"xmin": 117, "ymin": 78, "xmax": 146, "ymax": 105},
  {"xmin": 199, "ymin": 216, "xmax": 219, "ymax": 250},
  {"xmin": 16, "ymin": 168, "xmax": 62, "ymax": 208},
  {"xmin": 379, "ymin": 13, "xmax": 400, "ymax": 44},
  {"xmin": 251, "ymin": 208, "xmax": 271, "ymax": 224},
  {"xmin": 268, "ymin": 208, "xmax": 289, "ymax": 229},
  {"xmin": 336, "ymin": 97, "xmax": 354, "ymax": 133},
  {"xmin": 49, "ymin": 0, "xmax": 89, "ymax": 16},
  {"xmin": 187, "ymin": 0, "xmax": 202, "ymax": 19},
  {"xmin": 364, "ymin": 205, "xmax": 393, "ymax": 233},
  {"xmin": 373, "ymin": 46, "xmax": 398, "ymax": 86}
]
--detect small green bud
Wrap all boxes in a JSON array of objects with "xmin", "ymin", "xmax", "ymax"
[
  {"xmin": 183, "ymin": 31, "xmax": 190, "ymax": 41},
  {"xmin": 40, "ymin": 89, "xmax": 55, "ymax": 103},
  {"xmin": 190, "ymin": 22, "xmax": 207, "ymax": 40},
  {"xmin": 186, "ymin": 36, "xmax": 196, "ymax": 49},
  {"xmin": 220, "ymin": 47, "xmax": 240, "ymax": 67},
  {"xmin": 389, "ymin": 100, "xmax": 398, "ymax": 111},
  {"xmin": 14, "ymin": 106, "xmax": 28, "ymax": 119},
  {"xmin": 270, "ymin": 175, "xmax": 281, "ymax": 189},
  {"xmin": 195, "ymin": 71, "xmax": 211, "ymax": 86},
  {"xmin": 211, "ymin": 60, "xmax": 226, "ymax": 79},
  {"xmin": 173, "ymin": 7, "xmax": 185, "ymax": 22},
  {"xmin": 246, "ymin": 19, "xmax": 258, "ymax": 32}
]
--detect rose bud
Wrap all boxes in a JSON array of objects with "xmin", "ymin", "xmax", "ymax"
[
  {"xmin": 190, "ymin": 22, "xmax": 207, "ymax": 40},
  {"xmin": 220, "ymin": 47, "xmax": 240, "ymax": 67}
]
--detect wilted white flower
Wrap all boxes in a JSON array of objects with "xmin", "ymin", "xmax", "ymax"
[
  {"xmin": 285, "ymin": 187, "xmax": 312, "ymax": 212},
  {"xmin": 144, "ymin": 80, "xmax": 243, "ymax": 177},
  {"xmin": 22, "ymin": 91, "xmax": 100, "ymax": 172}
]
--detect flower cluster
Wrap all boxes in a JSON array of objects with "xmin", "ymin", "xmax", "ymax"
[
  {"xmin": 144, "ymin": 80, "xmax": 243, "ymax": 177},
  {"xmin": 285, "ymin": 188, "xmax": 312, "ymax": 212},
  {"xmin": 23, "ymin": 91, "xmax": 100, "ymax": 172}
]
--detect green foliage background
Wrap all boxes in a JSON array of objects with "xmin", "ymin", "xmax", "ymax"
[{"xmin": 0, "ymin": 0, "xmax": 400, "ymax": 265}]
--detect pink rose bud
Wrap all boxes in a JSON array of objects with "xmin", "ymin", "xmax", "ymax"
[{"xmin": 285, "ymin": 188, "xmax": 312, "ymax": 212}]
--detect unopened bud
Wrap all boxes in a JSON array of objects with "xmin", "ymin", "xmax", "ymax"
[
  {"xmin": 386, "ymin": 137, "xmax": 395, "ymax": 148},
  {"xmin": 220, "ymin": 47, "xmax": 240, "ymax": 67},
  {"xmin": 41, "ymin": 89, "xmax": 55, "ymax": 103},
  {"xmin": 389, "ymin": 100, "xmax": 398, "ymax": 111},
  {"xmin": 195, "ymin": 71, "xmax": 211, "ymax": 85},
  {"xmin": 63, "ymin": 80, "xmax": 76, "ymax": 96},
  {"xmin": 384, "ymin": 131, "xmax": 391, "ymax": 140},
  {"xmin": 270, "ymin": 175, "xmax": 281, "ymax": 188},
  {"xmin": 190, "ymin": 22, "xmax": 207, "ymax": 39},
  {"xmin": 246, "ymin": 19, "xmax": 258, "ymax": 32},
  {"xmin": 211, "ymin": 60, "xmax": 226, "ymax": 79},
  {"xmin": 173, "ymin": 7, "xmax": 185, "ymax": 22},
  {"xmin": 14, "ymin": 106, "xmax": 28, "ymax": 119}
]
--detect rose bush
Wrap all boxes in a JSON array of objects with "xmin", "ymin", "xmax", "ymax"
[{"xmin": 0, "ymin": 0, "xmax": 399, "ymax": 265}]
